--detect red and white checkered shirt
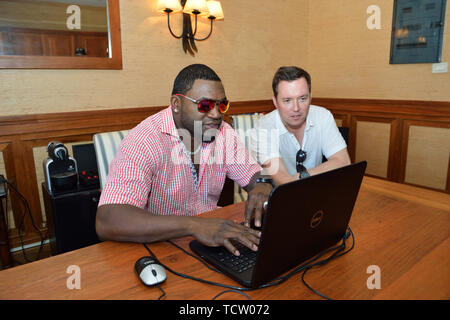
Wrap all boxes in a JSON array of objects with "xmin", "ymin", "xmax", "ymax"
[{"xmin": 99, "ymin": 107, "xmax": 261, "ymax": 216}]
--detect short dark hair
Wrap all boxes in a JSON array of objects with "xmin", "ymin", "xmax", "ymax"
[
  {"xmin": 172, "ymin": 64, "xmax": 221, "ymax": 95},
  {"xmin": 272, "ymin": 66, "xmax": 311, "ymax": 97}
]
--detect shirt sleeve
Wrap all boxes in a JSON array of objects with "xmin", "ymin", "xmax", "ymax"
[
  {"xmin": 223, "ymin": 125, "xmax": 262, "ymax": 188},
  {"xmin": 321, "ymin": 110, "xmax": 347, "ymax": 159},
  {"xmin": 98, "ymin": 132, "xmax": 155, "ymax": 209}
]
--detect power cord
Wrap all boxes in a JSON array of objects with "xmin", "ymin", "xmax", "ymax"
[
  {"xmin": 143, "ymin": 242, "xmax": 256, "ymax": 291},
  {"xmin": 141, "ymin": 227, "xmax": 354, "ymax": 300},
  {"xmin": 300, "ymin": 228, "xmax": 355, "ymax": 300},
  {"xmin": 0, "ymin": 175, "xmax": 9, "ymax": 235},
  {"xmin": 167, "ymin": 240, "xmax": 222, "ymax": 273},
  {"xmin": 166, "ymin": 241, "xmax": 252, "ymax": 300},
  {"xmin": 212, "ymin": 289, "xmax": 252, "ymax": 300},
  {"xmin": 156, "ymin": 283, "xmax": 166, "ymax": 300},
  {"xmin": 0, "ymin": 175, "xmax": 46, "ymax": 263}
]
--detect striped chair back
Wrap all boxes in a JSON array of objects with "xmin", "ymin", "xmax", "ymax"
[
  {"xmin": 231, "ymin": 113, "xmax": 264, "ymax": 203},
  {"xmin": 232, "ymin": 113, "xmax": 264, "ymax": 150},
  {"xmin": 93, "ymin": 130, "xmax": 129, "ymax": 189}
]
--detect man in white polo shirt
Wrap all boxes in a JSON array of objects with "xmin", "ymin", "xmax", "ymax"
[{"xmin": 250, "ymin": 66, "xmax": 350, "ymax": 186}]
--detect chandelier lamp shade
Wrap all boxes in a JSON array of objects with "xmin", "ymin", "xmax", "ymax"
[{"xmin": 157, "ymin": 0, "xmax": 224, "ymax": 56}]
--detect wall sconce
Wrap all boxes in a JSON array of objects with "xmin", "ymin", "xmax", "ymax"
[{"xmin": 157, "ymin": 0, "xmax": 224, "ymax": 56}]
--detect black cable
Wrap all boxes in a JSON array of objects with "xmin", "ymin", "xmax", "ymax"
[
  {"xmin": 212, "ymin": 289, "xmax": 252, "ymax": 300},
  {"xmin": 338, "ymin": 227, "xmax": 355, "ymax": 256},
  {"xmin": 165, "ymin": 240, "xmax": 306, "ymax": 289},
  {"xmin": 166, "ymin": 239, "xmax": 331, "ymax": 286},
  {"xmin": 301, "ymin": 249, "xmax": 344, "ymax": 300},
  {"xmin": 276, "ymin": 239, "xmax": 342, "ymax": 283},
  {"xmin": 300, "ymin": 228, "xmax": 355, "ymax": 300},
  {"xmin": 3, "ymin": 178, "xmax": 45, "ymax": 262},
  {"xmin": 301, "ymin": 269, "xmax": 331, "ymax": 300},
  {"xmin": 139, "ymin": 244, "xmax": 166, "ymax": 300},
  {"xmin": 143, "ymin": 243, "xmax": 249, "ymax": 301},
  {"xmin": 0, "ymin": 179, "xmax": 20, "ymax": 266},
  {"xmin": 143, "ymin": 242, "xmax": 157, "ymax": 259},
  {"xmin": 143, "ymin": 243, "xmax": 255, "ymax": 291},
  {"xmin": 156, "ymin": 283, "xmax": 166, "ymax": 300},
  {"xmin": 1, "ymin": 178, "xmax": 9, "ymax": 233},
  {"xmin": 1, "ymin": 177, "xmax": 31, "ymax": 262},
  {"xmin": 167, "ymin": 240, "xmax": 222, "ymax": 273},
  {"xmin": 148, "ymin": 241, "xmax": 316, "ymax": 291},
  {"xmin": 142, "ymin": 227, "xmax": 355, "ymax": 299},
  {"xmin": 267, "ymin": 230, "xmax": 352, "ymax": 287}
]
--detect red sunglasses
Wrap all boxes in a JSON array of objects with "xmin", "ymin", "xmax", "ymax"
[{"xmin": 175, "ymin": 94, "xmax": 230, "ymax": 114}]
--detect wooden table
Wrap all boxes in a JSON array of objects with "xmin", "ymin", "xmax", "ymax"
[{"xmin": 0, "ymin": 177, "xmax": 448, "ymax": 300}]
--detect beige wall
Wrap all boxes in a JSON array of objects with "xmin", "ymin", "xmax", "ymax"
[
  {"xmin": 1, "ymin": 0, "xmax": 449, "ymax": 118},
  {"xmin": 308, "ymin": 0, "xmax": 450, "ymax": 101},
  {"xmin": 0, "ymin": 0, "xmax": 309, "ymax": 116}
]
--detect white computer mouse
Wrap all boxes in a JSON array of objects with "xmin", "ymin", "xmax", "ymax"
[{"xmin": 135, "ymin": 256, "xmax": 167, "ymax": 286}]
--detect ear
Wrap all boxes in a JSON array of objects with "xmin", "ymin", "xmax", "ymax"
[
  {"xmin": 272, "ymin": 96, "xmax": 279, "ymax": 110},
  {"xmin": 171, "ymin": 95, "xmax": 181, "ymax": 113}
]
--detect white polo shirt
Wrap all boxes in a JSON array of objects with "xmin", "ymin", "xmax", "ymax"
[{"xmin": 249, "ymin": 105, "xmax": 347, "ymax": 175}]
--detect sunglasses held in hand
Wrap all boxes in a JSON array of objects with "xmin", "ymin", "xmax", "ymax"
[
  {"xmin": 175, "ymin": 94, "xmax": 230, "ymax": 114},
  {"xmin": 296, "ymin": 149, "xmax": 307, "ymax": 172},
  {"xmin": 296, "ymin": 149, "xmax": 310, "ymax": 179}
]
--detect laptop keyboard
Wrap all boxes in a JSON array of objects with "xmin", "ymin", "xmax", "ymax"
[{"xmin": 214, "ymin": 241, "xmax": 257, "ymax": 274}]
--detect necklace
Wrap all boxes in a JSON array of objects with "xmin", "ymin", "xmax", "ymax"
[
  {"xmin": 187, "ymin": 143, "xmax": 202, "ymax": 155},
  {"xmin": 180, "ymin": 139, "xmax": 202, "ymax": 156}
]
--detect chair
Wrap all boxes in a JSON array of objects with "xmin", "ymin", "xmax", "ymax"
[
  {"xmin": 231, "ymin": 113, "xmax": 264, "ymax": 203},
  {"xmin": 93, "ymin": 130, "xmax": 129, "ymax": 189},
  {"xmin": 338, "ymin": 126, "xmax": 349, "ymax": 146},
  {"xmin": 322, "ymin": 126, "xmax": 349, "ymax": 162}
]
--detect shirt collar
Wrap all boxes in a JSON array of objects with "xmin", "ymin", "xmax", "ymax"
[
  {"xmin": 275, "ymin": 108, "xmax": 314, "ymax": 136},
  {"xmin": 161, "ymin": 106, "xmax": 180, "ymax": 137}
]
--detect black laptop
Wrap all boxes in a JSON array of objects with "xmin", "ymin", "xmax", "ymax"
[{"xmin": 190, "ymin": 161, "xmax": 367, "ymax": 288}]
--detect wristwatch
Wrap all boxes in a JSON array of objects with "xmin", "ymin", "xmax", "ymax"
[
  {"xmin": 297, "ymin": 165, "xmax": 310, "ymax": 180},
  {"xmin": 255, "ymin": 177, "xmax": 274, "ymax": 187}
]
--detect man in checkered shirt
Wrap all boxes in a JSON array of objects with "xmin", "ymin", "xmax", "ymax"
[{"xmin": 96, "ymin": 64, "xmax": 272, "ymax": 256}]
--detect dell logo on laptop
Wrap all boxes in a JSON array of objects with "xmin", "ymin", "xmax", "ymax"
[{"xmin": 310, "ymin": 210, "xmax": 324, "ymax": 229}]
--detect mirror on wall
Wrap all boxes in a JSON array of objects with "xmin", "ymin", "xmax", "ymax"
[{"xmin": 0, "ymin": 0, "xmax": 122, "ymax": 69}]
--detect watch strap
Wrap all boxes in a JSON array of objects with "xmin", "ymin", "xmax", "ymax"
[{"xmin": 255, "ymin": 177, "xmax": 274, "ymax": 187}]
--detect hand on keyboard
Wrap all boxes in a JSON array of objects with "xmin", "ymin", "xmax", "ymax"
[
  {"xmin": 190, "ymin": 218, "xmax": 261, "ymax": 256},
  {"xmin": 241, "ymin": 218, "xmax": 263, "ymax": 232}
]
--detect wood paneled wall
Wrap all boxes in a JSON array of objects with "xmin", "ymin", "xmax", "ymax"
[
  {"xmin": 0, "ymin": 98, "xmax": 449, "ymax": 249},
  {"xmin": 316, "ymin": 98, "xmax": 450, "ymax": 191}
]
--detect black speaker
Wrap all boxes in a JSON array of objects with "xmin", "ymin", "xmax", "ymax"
[
  {"xmin": 42, "ymin": 182, "xmax": 100, "ymax": 255},
  {"xmin": 72, "ymin": 143, "xmax": 100, "ymax": 190}
]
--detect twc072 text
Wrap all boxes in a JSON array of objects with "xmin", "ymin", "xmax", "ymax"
[{"xmin": 222, "ymin": 304, "xmax": 270, "ymax": 315}]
